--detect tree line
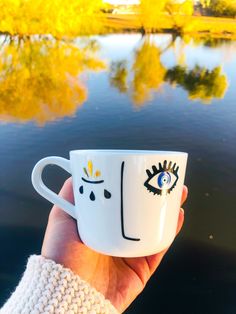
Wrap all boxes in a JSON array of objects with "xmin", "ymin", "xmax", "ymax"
[
  {"xmin": 198, "ymin": 0, "xmax": 236, "ymax": 18},
  {"xmin": 0, "ymin": 0, "xmax": 236, "ymax": 38}
]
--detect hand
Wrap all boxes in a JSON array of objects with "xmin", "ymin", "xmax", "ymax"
[{"xmin": 42, "ymin": 178, "xmax": 188, "ymax": 313}]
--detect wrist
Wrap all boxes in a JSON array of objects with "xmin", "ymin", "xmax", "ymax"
[{"xmin": 1, "ymin": 255, "xmax": 119, "ymax": 314}]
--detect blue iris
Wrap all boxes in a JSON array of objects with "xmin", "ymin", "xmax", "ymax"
[{"xmin": 157, "ymin": 172, "xmax": 171, "ymax": 188}]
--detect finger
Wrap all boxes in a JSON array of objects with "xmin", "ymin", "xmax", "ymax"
[
  {"xmin": 176, "ymin": 208, "xmax": 184, "ymax": 235},
  {"xmin": 44, "ymin": 178, "xmax": 83, "ymax": 248},
  {"xmin": 50, "ymin": 177, "xmax": 75, "ymax": 221},
  {"xmin": 58, "ymin": 177, "xmax": 74, "ymax": 203},
  {"xmin": 180, "ymin": 185, "xmax": 188, "ymax": 206}
]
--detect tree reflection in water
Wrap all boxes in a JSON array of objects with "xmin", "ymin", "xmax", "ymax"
[
  {"xmin": 132, "ymin": 39, "xmax": 166, "ymax": 105},
  {"xmin": 109, "ymin": 60, "xmax": 128, "ymax": 93},
  {"xmin": 0, "ymin": 36, "xmax": 106, "ymax": 125},
  {"xmin": 109, "ymin": 36, "xmax": 228, "ymax": 106},
  {"xmin": 109, "ymin": 37, "xmax": 167, "ymax": 105},
  {"xmin": 0, "ymin": 34, "xmax": 230, "ymax": 125},
  {"xmin": 165, "ymin": 65, "xmax": 228, "ymax": 103}
]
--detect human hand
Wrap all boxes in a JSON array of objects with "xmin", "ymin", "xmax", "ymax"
[{"xmin": 42, "ymin": 178, "xmax": 188, "ymax": 313}]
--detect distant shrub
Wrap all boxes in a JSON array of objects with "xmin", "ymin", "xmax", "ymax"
[{"xmin": 209, "ymin": 0, "xmax": 236, "ymax": 18}]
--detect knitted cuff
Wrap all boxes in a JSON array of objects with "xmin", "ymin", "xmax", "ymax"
[{"xmin": 0, "ymin": 255, "xmax": 119, "ymax": 314}]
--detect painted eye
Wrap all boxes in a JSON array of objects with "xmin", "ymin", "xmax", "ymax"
[
  {"xmin": 149, "ymin": 171, "xmax": 176, "ymax": 191},
  {"xmin": 144, "ymin": 161, "xmax": 179, "ymax": 196}
]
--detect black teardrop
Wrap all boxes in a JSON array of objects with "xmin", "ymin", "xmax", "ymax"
[
  {"xmin": 79, "ymin": 186, "xmax": 83, "ymax": 194},
  {"xmin": 104, "ymin": 189, "xmax": 111, "ymax": 199},
  {"xmin": 90, "ymin": 191, "xmax": 95, "ymax": 201}
]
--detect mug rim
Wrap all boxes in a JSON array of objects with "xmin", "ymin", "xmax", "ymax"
[{"xmin": 70, "ymin": 149, "xmax": 188, "ymax": 156}]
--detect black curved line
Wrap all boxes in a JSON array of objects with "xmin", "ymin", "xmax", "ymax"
[
  {"xmin": 82, "ymin": 178, "xmax": 104, "ymax": 184},
  {"xmin": 121, "ymin": 161, "xmax": 140, "ymax": 242}
]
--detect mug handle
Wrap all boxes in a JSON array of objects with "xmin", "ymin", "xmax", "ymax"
[{"xmin": 31, "ymin": 156, "xmax": 76, "ymax": 219}]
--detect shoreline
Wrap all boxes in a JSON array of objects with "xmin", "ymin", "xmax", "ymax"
[
  {"xmin": 1, "ymin": 14, "xmax": 236, "ymax": 39},
  {"xmin": 103, "ymin": 14, "xmax": 236, "ymax": 38}
]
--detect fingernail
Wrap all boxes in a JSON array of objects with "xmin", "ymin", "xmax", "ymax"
[{"xmin": 180, "ymin": 208, "xmax": 185, "ymax": 215}]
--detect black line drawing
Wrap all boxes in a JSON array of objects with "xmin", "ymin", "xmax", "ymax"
[
  {"xmin": 120, "ymin": 161, "xmax": 140, "ymax": 241},
  {"xmin": 104, "ymin": 189, "xmax": 111, "ymax": 199},
  {"xmin": 90, "ymin": 191, "xmax": 95, "ymax": 201},
  {"xmin": 79, "ymin": 186, "xmax": 83, "ymax": 194},
  {"xmin": 144, "ymin": 160, "xmax": 179, "ymax": 196},
  {"xmin": 80, "ymin": 160, "xmax": 111, "ymax": 201},
  {"xmin": 82, "ymin": 178, "xmax": 104, "ymax": 184},
  {"xmin": 79, "ymin": 160, "xmax": 140, "ymax": 241}
]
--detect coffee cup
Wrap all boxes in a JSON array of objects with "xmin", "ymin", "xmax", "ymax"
[{"xmin": 32, "ymin": 149, "xmax": 188, "ymax": 257}]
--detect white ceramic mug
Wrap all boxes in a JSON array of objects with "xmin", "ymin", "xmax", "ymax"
[{"xmin": 32, "ymin": 150, "xmax": 188, "ymax": 257}]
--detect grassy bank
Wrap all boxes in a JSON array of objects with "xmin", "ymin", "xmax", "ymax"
[
  {"xmin": 103, "ymin": 14, "xmax": 236, "ymax": 37},
  {"xmin": 0, "ymin": 11, "xmax": 236, "ymax": 38}
]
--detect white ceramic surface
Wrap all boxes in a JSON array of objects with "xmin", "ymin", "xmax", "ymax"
[{"xmin": 32, "ymin": 150, "xmax": 188, "ymax": 257}]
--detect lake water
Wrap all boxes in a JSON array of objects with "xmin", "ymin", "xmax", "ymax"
[{"xmin": 0, "ymin": 34, "xmax": 236, "ymax": 313}]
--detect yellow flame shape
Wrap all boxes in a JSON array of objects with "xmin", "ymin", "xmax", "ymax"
[
  {"xmin": 94, "ymin": 170, "xmax": 101, "ymax": 178},
  {"xmin": 88, "ymin": 160, "xmax": 93, "ymax": 177}
]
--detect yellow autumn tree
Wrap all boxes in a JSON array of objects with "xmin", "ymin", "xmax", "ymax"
[
  {"xmin": 165, "ymin": 0, "xmax": 193, "ymax": 16},
  {"xmin": 0, "ymin": 36, "xmax": 106, "ymax": 125},
  {"xmin": 139, "ymin": 0, "xmax": 168, "ymax": 32},
  {"xmin": 0, "ymin": 0, "xmax": 104, "ymax": 36},
  {"xmin": 139, "ymin": 0, "xmax": 193, "ymax": 33}
]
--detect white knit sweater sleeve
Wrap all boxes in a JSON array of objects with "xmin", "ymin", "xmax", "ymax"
[{"xmin": 0, "ymin": 255, "xmax": 119, "ymax": 314}]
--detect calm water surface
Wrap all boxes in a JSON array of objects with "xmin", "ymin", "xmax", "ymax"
[{"xmin": 0, "ymin": 34, "xmax": 236, "ymax": 313}]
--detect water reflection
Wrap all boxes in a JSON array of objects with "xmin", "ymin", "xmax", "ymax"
[
  {"xmin": 193, "ymin": 36, "xmax": 233, "ymax": 48},
  {"xmin": 109, "ymin": 60, "xmax": 128, "ymax": 93},
  {"xmin": 109, "ymin": 36, "xmax": 229, "ymax": 105},
  {"xmin": 132, "ymin": 39, "xmax": 167, "ymax": 105},
  {"xmin": 0, "ymin": 36, "xmax": 105, "ymax": 125},
  {"xmin": 166, "ymin": 65, "xmax": 228, "ymax": 103},
  {"xmin": 0, "ymin": 34, "xmax": 231, "ymax": 124},
  {"xmin": 109, "ymin": 40, "xmax": 167, "ymax": 104}
]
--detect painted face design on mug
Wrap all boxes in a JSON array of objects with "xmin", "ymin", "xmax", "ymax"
[
  {"xmin": 79, "ymin": 160, "xmax": 111, "ymax": 201},
  {"xmin": 144, "ymin": 160, "xmax": 179, "ymax": 196}
]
